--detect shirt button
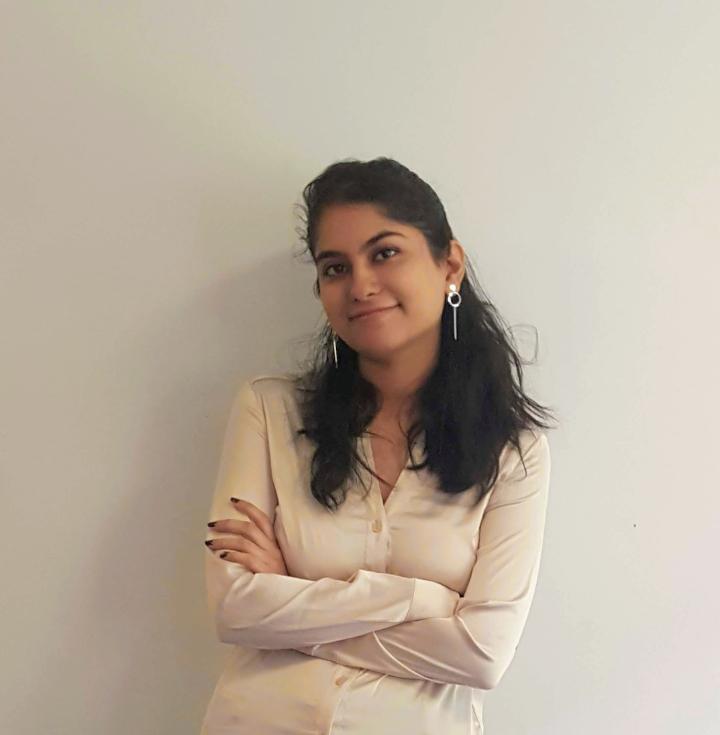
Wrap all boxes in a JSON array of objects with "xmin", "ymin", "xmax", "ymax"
[
  {"xmin": 335, "ymin": 676, "xmax": 348, "ymax": 686},
  {"xmin": 371, "ymin": 519, "xmax": 382, "ymax": 533}
]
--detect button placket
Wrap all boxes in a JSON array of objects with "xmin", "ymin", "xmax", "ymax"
[
  {"xmin": 361, "ymin": 434, "xmax": 391, "ymax": 567},
  {"xmin": 365, "ymin": 434, "xmax": 389, "ymax": 506}
]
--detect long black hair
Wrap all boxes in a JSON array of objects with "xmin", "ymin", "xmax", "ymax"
[{"xmin": 288, "ymin": 156, "xmax": 558, "ymax": 511}]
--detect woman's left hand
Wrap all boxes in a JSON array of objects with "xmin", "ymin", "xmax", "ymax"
[{"xmin": 206, "ymin": 498, "xmax": 288, "ymax": 575}]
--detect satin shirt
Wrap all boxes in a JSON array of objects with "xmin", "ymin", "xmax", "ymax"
[{"xmin": 201, "ymin": 373, "xmax": 551, "ymax": 734}]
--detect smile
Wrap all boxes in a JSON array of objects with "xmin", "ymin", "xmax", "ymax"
[{"xmin": 350, "ymin": 305, "xmax": 399, "ymax": 322}]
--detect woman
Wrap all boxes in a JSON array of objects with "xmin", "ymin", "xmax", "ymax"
[{"xmin": 201, "ymin": 157, "xmax": 556, "ymax": 734}]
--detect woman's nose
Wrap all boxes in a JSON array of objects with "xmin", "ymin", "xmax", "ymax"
[{"xmin": 348, "ymin": 266, "xmax": 380, "ymax": 300}]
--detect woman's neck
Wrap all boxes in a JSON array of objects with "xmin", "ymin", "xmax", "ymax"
[{"xmin": 358, "ymin": 346, "xmax": 437, "ymax": 428}]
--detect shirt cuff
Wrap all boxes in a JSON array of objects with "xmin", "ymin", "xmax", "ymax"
[{"xmin": 406, "ymin": 578, "xmax": 460, "ymax": 621}]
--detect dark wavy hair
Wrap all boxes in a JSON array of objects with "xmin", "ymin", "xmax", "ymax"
[{"xmin": 288, "ymin": 156, "xmax": 558, "ymax": 511}]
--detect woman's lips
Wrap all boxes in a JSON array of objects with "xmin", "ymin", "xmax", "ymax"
[{"xmin": 350, "ymin": 304, "xmax": 399, "ymax": 321}]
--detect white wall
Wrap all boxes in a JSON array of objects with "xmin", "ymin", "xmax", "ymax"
[{"xmin": 1, "ymin": 2, "xmax": 718, "ymax": 733}]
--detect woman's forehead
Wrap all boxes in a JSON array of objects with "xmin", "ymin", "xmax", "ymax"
[{"xmin": 316, "ymin": 206, "xmax": 418, "ymax": 247}]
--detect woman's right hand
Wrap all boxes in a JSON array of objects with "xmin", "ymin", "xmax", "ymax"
[{"xmin": 206, "ymin": 498, "xmax": 288, "ymax": 575}]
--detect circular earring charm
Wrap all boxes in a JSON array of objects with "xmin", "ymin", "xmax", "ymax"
[
  {"xmin": 447, "ymin": 283, "xmax": 462, "ymax": 307},
  {"xmin": 446, "ymin": 283, "xmax": 462, "ymax": 341}
]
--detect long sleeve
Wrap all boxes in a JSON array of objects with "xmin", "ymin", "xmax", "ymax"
[
  {"xmin": 294, "ymin": 431, "xmax": 551, "ymax": 690},
  {"xmin": 204, "ymin": 378, "xmax": 460, "ymax": 650}
]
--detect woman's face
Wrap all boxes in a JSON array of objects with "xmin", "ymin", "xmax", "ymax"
[{"xmin": 313, "ymin": 203, "xmax": 465, "ymax": 362}]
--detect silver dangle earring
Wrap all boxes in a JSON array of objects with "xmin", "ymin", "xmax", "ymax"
[
  {"xmin": 332, "ymin": 332, "xmax": 339, "ymax": 368},
  {"xmin": 447, "ymin": 283, "xmax": 462, "ymax": 341}
]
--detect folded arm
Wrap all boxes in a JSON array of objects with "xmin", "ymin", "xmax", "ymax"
[
  {"xmin": 294, "ymin": 431, "xmax": 552, "ymax": 690},
  {"xmin": 205, "ymin": 378, "xmax": 460, "ymax": 650}
]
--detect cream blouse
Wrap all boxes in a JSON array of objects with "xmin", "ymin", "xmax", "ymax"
[{"xmin": 201, "ymin": 373, "xmax": 551, "ymax": 734}]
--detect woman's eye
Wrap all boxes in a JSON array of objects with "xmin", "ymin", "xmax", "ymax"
[
  {"xmin": 323, "ymin": 263, "xmax": 344, "ymax": 277},
  {"xmin": 322, "ymin": 247, "xmax": 399, "ymax": 278},
  {"xmin": 376, "ymin": 246, "xmax": 399, "ymax": 261}
]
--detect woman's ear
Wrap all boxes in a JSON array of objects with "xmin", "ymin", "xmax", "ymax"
[{"xmin": 446, "ymin": 240, "xmax": 466, "ymax": 285}]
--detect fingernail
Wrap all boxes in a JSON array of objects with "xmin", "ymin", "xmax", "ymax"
[
  {"xmin": 220, "ymin": 551, "xmax": 229, "ymax": 559},
  {"xmin": 204, "ymin": 540, "xmax": 213, "ymax": 546},
  {"xmin": 207, "ymin": 522, "xmax": 216, "ymax": 527},
  {"xmin": 230, "ymin": 497, "xmax": 240, "ymax": 503}
]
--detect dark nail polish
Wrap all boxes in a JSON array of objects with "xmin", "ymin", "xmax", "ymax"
[
  {"xmin": 207, "ymin": 521, "xmax": 216, "ymax": 527},
  {"xmin": 220, "ymin": 551, "xmax": 229, "ymax": 559},
  {"xmin": 230, "ymin": 497, "xmax": 239, "ymax": 503},
  {"xmin": 204, "ymin": 539, "xmax": 213, "ymax": 546}
]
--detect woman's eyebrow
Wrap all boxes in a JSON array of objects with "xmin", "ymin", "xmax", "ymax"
[{"xmin": 315, "ymin": 230, "xmax": 405, "ymax": 263}]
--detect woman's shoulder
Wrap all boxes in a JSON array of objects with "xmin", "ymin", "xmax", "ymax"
[
  {"xmin": 497, "ymin": 427, "xmax": 550, "ymax": 479},
  {"xmin": 246, "ymin": 371, "xmax": 296, "ymax": 390},
  {"xmin": 239, "ymin": 372, "xmax": 301, "ymax": 406}
]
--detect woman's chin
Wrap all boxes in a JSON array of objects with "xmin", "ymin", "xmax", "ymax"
[{"xmin": 352, "ymin": 334, "xmax": 407, "ymax": 358}]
